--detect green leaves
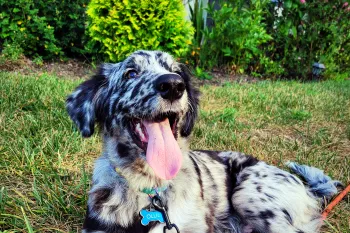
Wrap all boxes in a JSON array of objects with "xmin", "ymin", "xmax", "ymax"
[
  {"xmin": 86, "ymin": 0, "xmax": 193, "ymax": 62},
  {"xmin": 222, "ymin": 47, "xmax": 233, "ymax": 57},
  {"xmin": 189, "ymin": 0, "xmax": 204, "ymax": 47},
  {"xmin": 264, "ymin": 0, "xmax": 350, "ymax": 79},
  {"xmin": 0, "ymin": 0, "xmax": 90, "ymax": 59},
  {"xmin": 200, "ymin": 1, "xmax": 271, "ymax": 72},
  {"xmin": 194, "ymin": 66, "xmax": 212, "ymax": 80}
]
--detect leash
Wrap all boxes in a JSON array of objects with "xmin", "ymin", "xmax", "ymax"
[
  {"xmin": 115, "ymin": 167, "xmax": 179, "ymax": 232},
  {"xmin": 322, "ymin": 183, "xmax": 350, "ymax": 220},
  {"xmin": 151, "ymin": 193, "xmax": 180, "ymax": 233},
  {"xmin": 139, "ymin": 190, "xmax": 180, "ymax": 232}
]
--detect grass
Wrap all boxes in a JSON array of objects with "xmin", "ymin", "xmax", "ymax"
[{"xmin": 0, "ymin": 71, "xmax": 349, "ymax": 233}]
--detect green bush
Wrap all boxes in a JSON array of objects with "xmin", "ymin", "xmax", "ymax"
[
  {"xmin": 188, "ymin": 0, "xmax": 205, "ymax": 48},
  {"xmin": 265, "ymin": 0, "xmax": 350, "ymax": 79},
  {"xmin": 185, "ymin": 0, "xmax": 206, "ymax": 67},
  {"xmin": 0, "ymin": 0, "xmax": 89, "ymax": 59},
  {"xmin": 0, "ymin": 42, "xmax": 24, "ymax": 62},
  {"xmin": 86, "ymin": 0, "xmax": 194, "ymax": 62},
  {"xmin": 197, "ymin": 0, "xmax": 272, "ymax": 74}
]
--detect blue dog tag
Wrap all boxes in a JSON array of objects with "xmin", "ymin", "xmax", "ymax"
[{"xmin": 140, "ymin": 209, "xmax": 165, "ymax": 226}]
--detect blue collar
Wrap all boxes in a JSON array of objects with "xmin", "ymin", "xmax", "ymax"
[{"xmin": 114, "ymin": 167, "xmax": 167, "ymax": 195}]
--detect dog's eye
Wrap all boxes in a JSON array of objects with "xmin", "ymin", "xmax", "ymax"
[{"xmin": 126, "ymin": 70, "xmax": 138, "ymax": 79}]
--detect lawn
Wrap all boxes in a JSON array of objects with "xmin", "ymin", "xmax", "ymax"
[{"xmin": 0, "ymin": 71, "xmax": 349, "ymax": 233}]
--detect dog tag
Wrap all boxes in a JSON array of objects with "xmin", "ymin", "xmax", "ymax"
[{"xmin": 140, "ymin": 209, "xmax": 165, "ymax": 226}]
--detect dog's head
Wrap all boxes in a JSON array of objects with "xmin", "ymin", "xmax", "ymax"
[{"xmin": 67, "ymin": 50, "xmax": 199, "ymax": 180}]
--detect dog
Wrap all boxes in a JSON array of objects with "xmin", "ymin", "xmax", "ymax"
[{"xmin": 66, "ymin": 50, "xmax": 337, "ymax": 233}]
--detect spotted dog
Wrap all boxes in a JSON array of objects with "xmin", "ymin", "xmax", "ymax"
[{"xmin": 66, "ymin": 50, "xmax": 335, "ymax": 233}]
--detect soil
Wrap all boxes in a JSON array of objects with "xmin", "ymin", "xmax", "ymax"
[
  {"xmin": 192, "ymin": 70, "xmax": 260, "ymax": 86},
  {"xmin": 0, "ymin": 57, "xmax": 260, "ymax": 85},
  {"xmin": 0, "ymin": 56, "xmax": 94, "ymax": 80}
]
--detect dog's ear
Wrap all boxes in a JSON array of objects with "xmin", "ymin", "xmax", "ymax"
[
  {"xmin": 66, "ymin": 65, "xmax": 110, "ymax": 137},
  {"xmin": 178, "ymin": 63, "xmax": 200, "ymax": 137}
]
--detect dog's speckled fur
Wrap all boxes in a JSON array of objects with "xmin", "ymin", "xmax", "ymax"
[{"xmin": 67, "ymin": 51, "xmax": 324, "ymax": 233}]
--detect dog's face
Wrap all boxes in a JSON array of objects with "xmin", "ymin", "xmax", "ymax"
[{"xmin": 67, "ymin": 50, "xmax": 199, "ymax": 180}]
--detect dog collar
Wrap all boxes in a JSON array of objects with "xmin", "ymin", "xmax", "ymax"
[
  {"xmin": 114, "ymin": 167, "xmax": 168, "ymax": 195},
  {"xmin": 141, "ymin": 186, "xmax": 167, "ymax": 195}
]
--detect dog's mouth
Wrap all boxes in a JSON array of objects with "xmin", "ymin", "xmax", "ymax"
[
  {"xmin": 128, "ymin": 112, "xmax": 182, "ymax": 180},
  {"xmin": 129, "ymin": 112, "xmax": 179, "ymax": 150}
]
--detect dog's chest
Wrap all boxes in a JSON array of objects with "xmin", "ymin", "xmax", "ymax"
[
  {"xmin": 96, "ymin": 180, "xmax": 222, "ymax": 232},
  {"xmin": 88, "ymin": 153, "xmax": 233, "ymax": 233}
]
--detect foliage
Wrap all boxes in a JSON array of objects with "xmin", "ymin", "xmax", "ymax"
[
  {"xmin": 0, "ymin": 42, "xmax": 24, "ymax": 62},
  {"xmin": 32, "ymin": 55, "xmax": 44, "ymax": 66},
  {"xmin": 1, "ymin": 0, "xmax": 349, "ymax": 80},
  {"xmin": 265, "ymin": 0, "xmax": 350, "ymax": 79},
  {"xmin": 194, "ymin": 66, "xmax": 213, "ymax": 80},
  {"xmin": 198, "ymin": 0, "xmax": 272, "ymax": 74},
  {"xmin": 86, "ymin": 0, "xmax": 194, "ymax": 62},
  {"xmin": 0, "ymin": 0, "xmax": 89, "ymax": 59},
  {"xmin": 186, "ymin": 0, "xmax": 206, "ymax": 67},
  {"xmin": 188, "ymin": 0, "xmax": 205, "ymax": 47}
]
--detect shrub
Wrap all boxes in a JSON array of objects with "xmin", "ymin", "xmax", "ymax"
[
  {"xmin": 86, "ymin": 0, "xmax": 194, "ymax": 62},
  {"xmin": 0, "ymin": 42, "xmax": 24, "ymax": 62},
  {"xmin": 197, "ymin": 0, "xmax": 272, "ymax": 74},
  {"xmin": 265, "ymin": 0, "xmax": 350, "ymax": 79},
  {"xmin": 0, "ymin": 0, "xmax": 89, "ymax": 59},
  {"xmin": 185, "ymin": 0, "xmax": 206, "ymax": 67},
  {"xmin": 188, "ymin": 0, "xmax": 205, "ymax": 47}
]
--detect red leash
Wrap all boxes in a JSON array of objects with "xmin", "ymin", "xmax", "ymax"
[{"xmin": 322, "ymin": 183, "xmax": 350, "ymax": 220}]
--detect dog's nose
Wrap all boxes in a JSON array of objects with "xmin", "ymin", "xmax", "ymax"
[{"xmin": 155, "ymin": 74, "xmax": 185, "ymax": 101}]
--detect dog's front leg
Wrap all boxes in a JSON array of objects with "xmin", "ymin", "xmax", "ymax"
[{"xmin": 82, "ymin": 208, "xmax": 109, "ymax": 233}]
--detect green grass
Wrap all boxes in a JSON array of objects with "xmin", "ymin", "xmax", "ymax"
[{"xmin": 0, "ymin": 72, "xmax": 349, "ymax": 233}]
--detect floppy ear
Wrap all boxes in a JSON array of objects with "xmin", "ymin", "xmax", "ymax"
[
  {"xmin": 178, "ymin": 64, "xmax": 200, "ymax": 137},
  {"xmin": 66, "ymin": 67, "xmax": 108, "ymax": 137}
]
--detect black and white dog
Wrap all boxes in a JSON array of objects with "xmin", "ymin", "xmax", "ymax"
[{"xmin": 66, "ymin": 50, "xmax": 338, "ymax": 233}]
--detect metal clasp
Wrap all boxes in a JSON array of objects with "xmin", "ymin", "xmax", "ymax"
[{"xmin": 151, "ymin": 194, "xmax": 180, "ymax": 233}]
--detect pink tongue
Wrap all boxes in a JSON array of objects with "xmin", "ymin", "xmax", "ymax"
[{"xmin": 143, "ymin": 119, "xmax": 182, "ymax": 180}]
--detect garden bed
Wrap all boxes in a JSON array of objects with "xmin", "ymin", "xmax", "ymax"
[{"xmin": 0, "ymin": 58, "xmax": 262, "ymax": 85}]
